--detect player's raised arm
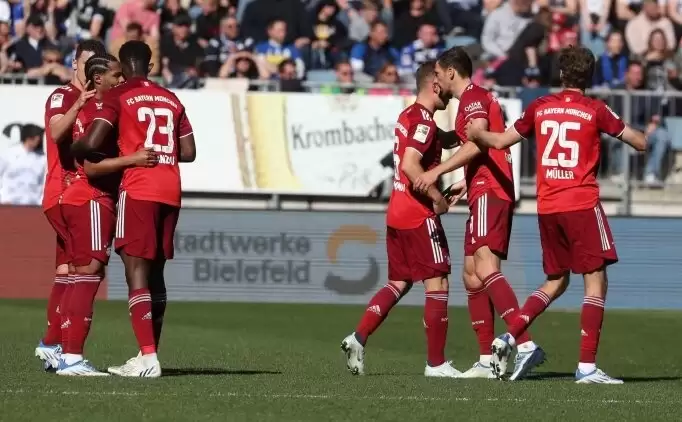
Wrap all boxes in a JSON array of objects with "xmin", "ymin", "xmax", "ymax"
[{"xmin": 83, "ymin": 148, "xmax": 158, "ymax": 178}]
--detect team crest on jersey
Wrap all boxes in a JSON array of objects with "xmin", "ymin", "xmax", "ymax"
[
  {"xmin": 50, "ymin": 93, "xmax": 64, "ymax": 109},
  {"xmin": 413, "ymin": 124, "xmax": 430, "ymax": 143}
]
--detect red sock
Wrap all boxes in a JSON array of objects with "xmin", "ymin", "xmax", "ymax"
[
  {"xmin": 355, "ymin": 282, "xmax": 403, "ymax": 345},
  {"xmin": 42, "ymin": 275, "xmax": 68, "ymax": 345},
  {"xmin": 59, "ymin": 275, "xmax": 75, "ymax": 351},
  {"xmin": 580, "ymin": 296, "xmax": 605, "ymax": 363},
  {"xmin": 483, "ymin": 272, "xmax": 532, "ymax": 344},
  {"xmin": 466, "ymin": 286, "xmax": 494, "ymax": 355},
  {"xmin": 508, "ymin": 290, "xmax": 551, "ymax": 339},
  {"xmin": 128, "ymin": 288, "xmax": 156, "ymax": 355},
  {"xmin": 66, "ymin": 274, "xmax": 101, "ymax": 354},
  {"xmin": 424, "ymin": 290, "xmax": 448, "ymax": 367},
  {"xmin": 151, "ymin": 292, "xmax": 167, "ymax": 349}
]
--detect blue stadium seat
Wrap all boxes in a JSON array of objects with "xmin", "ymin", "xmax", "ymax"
[
  {"xmin": 665, "ymin": 117, "xmax": 682, "ymax": 150},
  {"xmin": 306, "ymin": 70, "xmax": 337, "ymax": 83},
  {"xmin": 444, "ymin": 35, "xmax": 478, "ymax": 49}
]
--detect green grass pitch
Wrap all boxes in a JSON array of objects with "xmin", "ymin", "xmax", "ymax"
[{"xmin": 0, "ymin": 300, "xmax": 680, "ymax": 421}]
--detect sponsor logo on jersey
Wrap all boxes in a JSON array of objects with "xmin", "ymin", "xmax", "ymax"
[
  {"xmin": 396, "ymin": 122, "xmax": 408, "ymax": 137},
  {"xmin": 464, "ymin": 101, "xmax": 483, "ymax": 113},
  {"xmin": 605, "ymin": 104, "xmax": 620, "ymax": 120},
  {"xmin": 413, "ymin": 124, "xmax": 430, "ymax": 143},
  {"xmin": 50, "ymin": 93, "xmax": 64, "ymax": 109}
]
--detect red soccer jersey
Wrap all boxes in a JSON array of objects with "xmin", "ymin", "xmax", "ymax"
[
  {"xmin": 42, "ymin": 83, "xmax": 80, "ymax": 210},
  {"xmin": 386, "ymin": 103, "xmax": 444, "ymax": 230},
  {"xmin": 62, "ymin": 99, "xmax": 120, "ymax": 211},
  {"xmin": 513, "ymin": 89, "xmax": 625, "ymax": 214},
  {"xmin": 454, "ymin": 84, "xmax": 514, "ymax": 205},
  {"xmin": 94, "ymin": 77, "xmax": 193, "ymax": 207}
]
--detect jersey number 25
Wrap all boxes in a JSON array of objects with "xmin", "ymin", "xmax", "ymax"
[
  {"xmin": 138, "ymin": 107, "xmax": 175, "ymax": 154},
  {"xmin": 540, "ymin": 120, "xmax": 580, "ymax": 168}
]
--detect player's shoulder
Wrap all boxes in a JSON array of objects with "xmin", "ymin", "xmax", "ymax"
[
  {"xmin": 47, "ymin": 83, "xmax": 78, "ymax": 109},
  {"xmin": 50, "ymin": 83, "xmax": 77, "ymax": 96},
  {"xmin": 402, "ymin": 103, "xmax": 436, "ymax": 127},
  {"xmin": 463, "ymin": 83, "xmax": 491, "ymax": 100}
]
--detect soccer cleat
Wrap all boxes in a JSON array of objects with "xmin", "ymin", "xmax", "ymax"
[
  {"xmin": 509, "ymin": 347, "xmax": 546, "ymax": 381},
  {"xmin": 455, "ymin": 361, "xmax": 496, "ymax": 379},
  {"xmin": 56, "ymin": 359, "xmax": 110, "ymax": 376},
  {"xmin": 424, "ymin": 361, "xmax": 461, "ymax": 378},
  {"xmin": 491, "ymin": 334, "xmax": 514, "ymax": 379},
  {"xmin": 35, "ymin": 341, "xmax": 62, "ymax": 371},
  {"xmin": 108, "ymin": 354, "xmax": 162, "ymax": 378},
  {"xmin": 340, "ymin": 333, "xmax": 365, "ymax": 375},
  {"xmin": 575, "ymin": 368, "xmax": 624, "ymax": 384}
]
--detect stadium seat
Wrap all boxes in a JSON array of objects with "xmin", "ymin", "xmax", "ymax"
[
  {"xmin": 306, "ymin": 70, "xmax": 337, "ymax": 83},
  {"xmin": 444, "ymin": 35, "xmax": 478, "ymax": 49},
  {"xmin": 665, "ymin": 117, "xmax": 682, "ymax": 150}
]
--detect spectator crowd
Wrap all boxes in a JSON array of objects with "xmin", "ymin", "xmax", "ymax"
[{"xmin": 0, "ymin": 0, "xmax": 680, "ymax": 186}]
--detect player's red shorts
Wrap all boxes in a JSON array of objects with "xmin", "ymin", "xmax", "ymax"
[
  {"xmin": 387, "ymin": 216, "xmax": 451, "ymax": 282},
  {"xmin": 115, "ymin": 191, "xmax": 180, "ymax": 260},
  {"xmin": 464, "ymin": 192, "xmax": 513, "ymax": 258},
  {"xmin": 62, "ymin": 201, "xmax": 116, "ymax": 266},
  {"xmin": 44, "ymin": 205, "xmax": 70, "ymax": 267},
  {"xmin": 538, "ymin": 203, "xmax": 618, "ymax": 276}
]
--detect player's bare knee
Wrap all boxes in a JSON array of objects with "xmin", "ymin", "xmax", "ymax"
[
  {"xmin": 461, "ymin": 269, "xmax": 483, "ymax": 291},
  {"xmin": 473, "ymin": 247, "xmax": 500, "ymax": 281},
  {"xmin": 583, "ymin": 268, "xmax": 607, "ymax": 298},
  {"xmin": 56, "ymin": 264, "xmax": 69, "ymax": 275},
  {"xmin": 424, "ymin": 276, "xmax": 448, "ymax": 292},
  {"xmin": 542, "ymin": 272, "xmax": 570, "ymax": 299},
  {"xmin": 76, "ymin": 259, "xmax": 105, "ymax": 276}
]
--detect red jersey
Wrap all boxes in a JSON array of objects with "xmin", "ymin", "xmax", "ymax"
[
  {"xmin": 455, "ymin": 84, "xmax": 514, "ymax": 205},
  {"xmin": 386, "ymin": 103, "xmax": 443, "ymax": 230},
  {"xmin": 62, "ymin": 99, "xmax": 120, "ymax": 211},
  {"xmin": 513, "ymin": 89, "xmax": 625, "ymax": 214},
  {"xmin": 94, "ymin": 77, "xmax": 193, "ymax": 207},
  {"xmin": 42, "ymin": 83, "xmax": 80, "ymax": 210}
]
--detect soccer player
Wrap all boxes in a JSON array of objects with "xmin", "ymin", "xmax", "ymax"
[
  {"xmin": 74, "ymin": 41, "xmax": 196, "ymax": 378},
  {"xmin": 36, "ymin": 39, "xmax": 106, "ymax": 370},
  {"xmin": 412, "ymin": 47, "xmax": 544, "ymax": 380},
  {"xmin": 58, "ymin": 54, "xmax": 158, "ymax": 376},
  {"xmin": 465, "ymin": 46, "xmax": 646, "ymax": 384},
  {"xmin": 341, "ymin": 61, "xmax": 462, "ymax": 377}
]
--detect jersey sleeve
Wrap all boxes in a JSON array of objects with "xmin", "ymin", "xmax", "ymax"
[
  {"xmin": 596, "ymin": 102, "xmax": 626, "ymax": 138},
  {"xmin": 93, "ymin": 91, "xmax": 121, "ymax": 127},
  {"xmin": 513, "ymin": 99, "xmax": 537, "ymax": 139},
  {"xmin": 44, "ymin": 89, "xmax": 73, "ymax": 121},
  {"xmin": 460, "ymin": 90, "xmax": 490, "ymax": 123},
  {"xmin": 178, "ymin": 107, "xmax": 194, "ymax": 138},
  {"xmin": 405, "ymin": 119, "xmax": 437, "ymax": 155}
]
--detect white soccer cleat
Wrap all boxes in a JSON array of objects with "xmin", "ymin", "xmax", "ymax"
[
  {"xmin": 56, "ymin": 359, "xmax": 110, "ymax": 376},
  {"xmin": 510, "ymin": 346, "xmax": 546, "ymax": 381},
  {"xmin": 455, "ymin": 361, "xmax": 496, "ymax": 379},
  {"xmin": 340, "ymin": 333, "xmax": 365, "ymax": 375},
  {"xmin": 491, "ymin": 334, "xmax": 514, "ymax": 379},
  {"xmin": 35, "ymin": 341, "xmax": 62, "ymax": 370},
  {"xmin": 108, "ymin": 353, "xmax": 162, "ymax": 378},
  {"xmin": 575, "ymin": 368, "xmax": 624, "ymax": 384},
  {"xmin": 424, "ymin": 361, "xmax": 461, "ymax": 378}
]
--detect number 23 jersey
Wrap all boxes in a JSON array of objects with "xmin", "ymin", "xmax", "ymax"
[
  {"xmin": 94, "ymin": 77, "xmax": 194, "ymax": 207},
  {"xmin": 513, "ymin": 90, "xmax": 625, "ymax": 214}
]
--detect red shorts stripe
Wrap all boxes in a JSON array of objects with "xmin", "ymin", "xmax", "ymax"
[{"xmin": 62, "ymin": 201, "xmax": 116, "ymax": 266}]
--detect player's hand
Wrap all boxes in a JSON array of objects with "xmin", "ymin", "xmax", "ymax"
[
  {"xmin": 413, "ymin": 169, "xmax": 439, "ymax": 193},
  {"xmin": 434, "ymin": 196, "xmax": 450, "ymax": 215},
  {"xmin": 132, "ymin": 148, "xmax": 158, "ymax": 168},
  {"xmin": 444, "ymin": 179, "xmax": 467, "ymax": 206},
  {"xmin": 76, "ymin": 81, "xmax": 96, "ymax": 109}
]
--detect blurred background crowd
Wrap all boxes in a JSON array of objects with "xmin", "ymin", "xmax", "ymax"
[{"xmin": 1, "ymin": 0, "xmax": 682, "ymax": 199}]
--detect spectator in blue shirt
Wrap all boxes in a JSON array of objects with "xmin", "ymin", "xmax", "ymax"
[
  {"xmin": 349, "ymin": 21, "xmax": 398, "ymax": 78},
  {"xmin": 398, "ymin": 23, "xmax": 443, "ymax": 78},
  {"xmin": 594, "ymin": 30, "xmax": 629, "ymax": 88},
  {"xmin": 254, "ymin": 19, "xmax": 305, "ymax": 79}
]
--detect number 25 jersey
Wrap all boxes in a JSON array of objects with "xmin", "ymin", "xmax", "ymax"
[
  {"xmin": 94, "ymin": 77, "xmax": 193, "ymax": 207},
  {"xmin": 513, "ymin": 90, "xmax": 625, "ymax": 214}
]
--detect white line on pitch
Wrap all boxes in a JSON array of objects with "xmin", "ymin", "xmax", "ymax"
[{"xmin": 0, "ymin": 390, "xmax": 662, "ymax": 405}]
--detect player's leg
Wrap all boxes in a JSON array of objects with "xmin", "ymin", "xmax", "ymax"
[
  {"xmin": 149, "ymin": 259, "xmax": 167, "ymax": 350},
  {"xmin": 491, "ymin": 212, "xmax": 571, "ymax": 379},
  {"xmin": 341, "ymin": 227, "xmax": 412, "ymax": 375},
  {"xmin": 56, "ymin": 202, "xmax": 113, "ymax": 376},
  {"xmin": 569, "ymin": 204, "xmax": 622, "ymax": 384},
  {"xmin": 107, "ymin": 194, "xmax": 162, "ymax": 378},
  {"xmin": 458, "ymin": 254, "xmax": 495, "ymax": 378}
]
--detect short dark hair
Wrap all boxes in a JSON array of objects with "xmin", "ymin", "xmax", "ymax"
[
  {"xmin": 558, "ymin": 46, "xmax": 595, "ymax": 90},
  {"xmin": 85, "ymin": 53, "xmax": 119, "ymax": 85},
  {"xmin": 278, "ymin": 59, "xmax": 296, "ymax": 73},
  {"xmin": 173, "ymin": 13, "xmax": 192, "ymax": 27},
  {"xmin": 119, "ymin": 40, "xmax": 152, "ymax": 70},
  {"xmin": 21, "ymin": 124, "xmax": 43, "ymax": 143},
  {"xmin": 26, "ymin": 14, "xmax": 44, "ymax": 28},
  {"xmin": 126, "ymin": 22, "xmax": 143, "ymax": 34},
  {"xmin": 437, "ymin": 47, "xmax": 472, "ymax": 78},
  {"xmin": 268, "ymin": 19, "xmax": 285, "ymax": 29},
  {"xmin": 370, "ymin": 21, "xmax": 387, "ymax": 32},
  {"xmin": 415, "ymin": 60, "xmax": 436, "ymax": 91},
  {"xmin": 75, "ymin": 39, "xmax": 106, "ymax": 60}
]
